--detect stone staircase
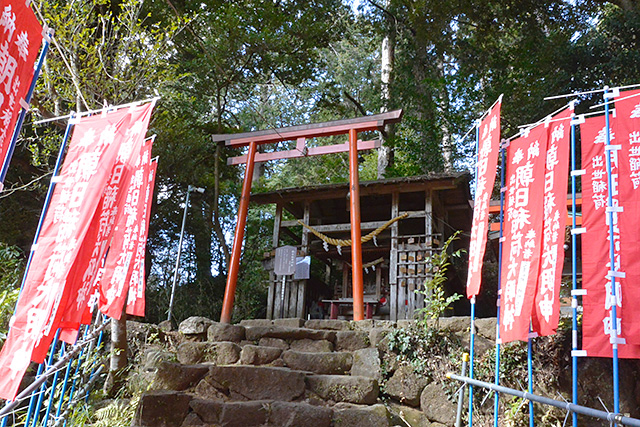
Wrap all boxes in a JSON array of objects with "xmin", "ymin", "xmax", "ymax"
[{"xmin": 133, "ymin": 317, "xmax": 496, "ymax": 427}]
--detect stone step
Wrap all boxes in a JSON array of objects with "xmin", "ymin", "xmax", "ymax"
[
  {"xmin": 134, "ymin": 393, "xmax": 397, "ymax": 427},
  {"xmin": 151, "ymin": 363, "xmax": 381, "ymax": 406}
]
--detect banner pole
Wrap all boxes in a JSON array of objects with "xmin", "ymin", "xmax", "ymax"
[
  {"xmin": 603, "ymin": 87, "xmax": 621, "ymax": 416},
  {"xmin": 494, "ymin": 140, "xmax": 507, "ymax": 427},
  {"xmin": 527, "ymin": 326, "xmax": 535, "ymax": 427},
  {"xmin": 570, "ymin": 113, "xmax": 580, "ymax": 427},
  {"xmin": 0, "ymin": 31, "xmax": 52, "ymax": 186},
  {"xmin": 468, "ymin": 120, "xmax": 480, "ymax": 427}
]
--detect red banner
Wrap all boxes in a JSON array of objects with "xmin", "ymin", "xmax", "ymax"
[
  {"xmin": 127, "ymin": 153, "xmax": 157, "ymax": 317},
  {"xmin": 614, "ymin": 89, "xmax": 640, "ymax": 346},
  {"xmin": 467, "ymin": 98, "xmax": 502, "ymax": 298},
  {"xmin": 0, "ymin": 111, "xmax": 133, "ymax": 400},
  {"xmin": 99, "ymin": 135, "xmax": 155, "ymax": 319},
  {"xmin": 52, "ymin": 103, "xmax": 154, "ymax": 345},
  {"xmin": 499, "ymin": 123, "xmax": 548, "ymax": 343},
  {"xmin": 0, "ymin": 0, "xmax": 43, "ymax": 170},
  {"xmin": 531, "ymin": 107, "xmax": 572, "ymax": 336},
  {"xmin": 581, "ymin": 113, "xmax": 640, "ymax": 358}
]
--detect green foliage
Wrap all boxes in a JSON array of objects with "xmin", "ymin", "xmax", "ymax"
[
  {"xmin": 386, "ymin": 323, "xmax": 463, "ymax": 381},
  {"xmin": 415, "ymin": 231, "xmax": 464, "ymax": 323},
  {"xmin": 0, "ymin": 244, "xmax": 24, "ymax": 346}
]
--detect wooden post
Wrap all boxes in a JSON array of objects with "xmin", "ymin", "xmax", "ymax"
[
  {"xmin": 390, "ymin": 192, "xmax": 399, "ymax": 321},
  {"xmin": 348, "ymin": 128, "xmax": 365, "ymax": 321},
  {"xmin": 267, "ymin": 203, "xmax": 283, "ymax": 320},
  {"xmin": 298, "ymin": 201, "xmax": 311, "ymax": 318},
  {"xmin": 220, "ymin": 141, "xmax": 257, "ymax": 324}
]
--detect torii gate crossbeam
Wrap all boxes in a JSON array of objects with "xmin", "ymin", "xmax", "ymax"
[{"xmin": 213, "ymin": 110, "xmax": 403, "ymax": 323}]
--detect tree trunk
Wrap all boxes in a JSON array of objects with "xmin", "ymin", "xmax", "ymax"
[
  {"xmin": 378, "ymin": 2, "xmax": 396, "ymax": 179},
  {"xmin": 104, "ymin": 309, "xmax": 127, "ymax": 397}
]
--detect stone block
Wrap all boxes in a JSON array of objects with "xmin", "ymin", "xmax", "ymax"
[
  {"xmin": 332, "ymin": 403, "xmax": 390, "ymax": 427},
  {"xmin": 268, "ymin": 401, "xmax": 332, "ymax": 427},
  {"xmin": 239, "ymin": 345, "xmax": 283, "ymax": 365},
  {"xmin": 384, "ymin": 365, "xmax": 429, "ymax": 407},
  {"xmin": 335, "ymin": 330, "xmax": 370, "ymax": 351},
  {"xmin": 396, "ymin": 319, "xmax": 414, "ymax": 329},
  {"xmin": 289, "ymin": 338, "xmax": 334, "ymax": 353},
  {"xmin": 369, "ymin": 328, "xmax": 390, "ymax": 349},
  {"xmin": 350, "ymin": 319, "xmax": 375, "ymax": 330},
  {"xmin": 135, "ymin": 390, "xmax": 191, "ymax": 427},
  {"xmin": 245, "ymin": 326, "xmax": 336, "ymax": 342},
  {"xmin": 152, "ymin": 362, "xmax": 209, "ymax": 391},
  {"xmin": 282, "ymin": 350, "xmax": 352, "ymax": 374},
  {"xmin": 306, "ymin": 375, "xmax": 378, "ymax": 404},
  {"xmin": 179, "ymin": 316, "xmax": 215, "ymax": 341},
  {"xmin": 258, "ymin": 337, "xmax": 289, "ymax": 349},
  {"xmin": 475, "ymin": 317, "xmax": 497, "ymax": 341},
  {"xmin": 350, "ymin": 348, "xmax": 381, "ymax": 381},
  {"xmin": 239, "ymin": 319, "xmax": 274, "ymax": 327},
  {"xmin": 207, "ymin": 365, "xmax": 306, "ymax": 401},
  {"xmin": 190, "ymin": 399, "xmax": 269, "ymax": 426},
  {"xmin": 207, "ymin": 322, "xmax": 245, "ymax": 342},
  {"xmin": 420, "ymin": 382, "xmax": 457, "ymax": 425},
  {"xmin": 274, "ymin": 318, "xmax": 305, "ymax": 328},
  {"xmin": 305, "ymin": 319, "xmax": 351, "ymax": 331},
  {"xmin": 387, "ymin": 403, "xmax": 430, "ymax": 427}
]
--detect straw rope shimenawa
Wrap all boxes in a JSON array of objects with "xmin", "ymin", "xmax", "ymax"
[{"xmin": 296, "ymin": 212, "xmax": 409, "ymax": 248}]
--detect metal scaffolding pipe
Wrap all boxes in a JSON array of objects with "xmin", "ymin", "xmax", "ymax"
[{"xmin": 447, "ymin": 373, "xmax": 640, "ymax": 427}]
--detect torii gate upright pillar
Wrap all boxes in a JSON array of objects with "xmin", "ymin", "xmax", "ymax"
[
  {"xmin": 220, "ymin": 141, "xmax": 257, "ymax": 324},
  {"xmin": 348, "ymin": 128, "xmax": 365, "ymax": 321}
]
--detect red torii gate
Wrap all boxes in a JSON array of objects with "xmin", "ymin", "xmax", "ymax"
[{"xmin": 212, "ymin": 110, "xmax": 403, "ymax": 323}]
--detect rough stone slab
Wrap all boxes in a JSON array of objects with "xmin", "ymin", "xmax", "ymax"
[
  {"xmin": 274, "ymin": 318, "xmax": 305, "ymax": 328},
  {"xmin": 135, "ymin": 390, "xmax": 192, "ymax": 427},
  {"xmin": 306, "ymin": 375, "xmax": 378, "ymax": 404},
  {"xmin": 258, "ymin": 337, "xmax": 289, "ymax": 349},
  {"xmin": 349, "ymin": 319, "xmax": 376, "ymax": 330},
  {"xmin": 369, "ymin": 328, "xmax": 390, "ymax": 349},
  {"xmin": 350, "ymin": 348, "xmax": 381, "ymax": 381},
  {"xmin": 387, "ymin": 403, "xmax": 430, "ymax": 427},
  {"xmin": 458, "ymin": 333, "xmax": 493, "ymax": 357},
  {"xmin": 428, "ymin": 316, "xmax": 469, "ymax": 333},
  {"xmin": 152, "ymin": 362, "xmax": 209, "ymax": 391},
  {"xmin": 282, "ymin": 350, "xmax": 352, "ymax": 374},
  {"xmin": 384, "ymin": 365, "xmax": 429, "ymax": 407},
  {"xmin": 269, "ymin": 401, "xmax": 332, "ymax": 427},
  {"xmin": 335, "ymin": 330, "xmax": 370, "ymax": 351},
  {"xmin": 374, "ymin": 320, "xmax": 396, "ymax": 329},
  {"xmin": 420, "ymin": 382, "xmax": 457, "ymax": 425},
  {"xmin": 289, "ymin": 338, "xmax": 334, "ymax": 353},
  {"xmin": 207, "ymin": 365, "xmax": 306, "ymax": 401},
  {"xmin": 332, "ymin": 403, "xmax": 390, "ymax": 427},
  {"xmin": 142, "ymin": 347, "xmax": 175, "ymax": 371},
  {"xmin": 245, "ymin": 326, "xmax": 336, "ymax": 342},
  {"xmin": 179, "ymin": 316, "xmax": 215, "ymax": 336},
  {"xmin": 396, "ymin": 319, "xmax": 414, "ymax": 329},
  {"xmin": 239, "ymin": 345, "xmax": 283, "ymax": 365},
  {"xmin": 178, "ymin": 341, "xmax": 241, "ymax": 365},
  {"xmin": 207, "ymin": 322, "xmax": 245, "ymax": 342},
  {"xmin": 190, "ymin": 399, "xmax": 269, "ymax": 426},
  {"xmin": 475, "ymin": 317, "xmax": 497, "ymax": 341},
  {"xmin": 239, "ymin": 319, "xmax": 274, "ymax": 327},
  {"xmin": 305, "ymin": 319, "xmax": 351, "ymax": 331}
]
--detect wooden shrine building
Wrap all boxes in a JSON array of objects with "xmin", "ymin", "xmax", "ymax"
[{"xmin": 251, "ymin": 173, "xmax": 473, "ymax": 321}]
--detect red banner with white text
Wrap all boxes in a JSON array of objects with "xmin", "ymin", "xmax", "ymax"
[
  {"xmin": 127, "ymin": 154, "xmax": 157, "ymax": 317},
  {"xmin": 52, "ymin": 103, "xmax": 154, "ymax": 345},
  {"xmin": 499, "ymin": 123, "xmax": 548, "ymax": 343},
  {"xmin": 467, "ymin": 98, "xmax": 502, "ymax": 298},
  {"xmin": 580, "ymin": 114, "xmax": 640, "ymax": 358},
  {"xmin": 614, "ymin": 89, "xmax": 640, "ymax": 346},
  {"xmin": 0, "ymin": 0, "xmax": 43, "ymax": 172},
  {"xmin": 99, "ymin": 135, "xmax": 155, "ymax": 319},
  {"xmin": 531, "ymin": 107, "xmax": 573, "ymax": 336},
  {"xmin": 0, "ymin": 111, "xmax": 133, "ymax": 400}
]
